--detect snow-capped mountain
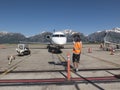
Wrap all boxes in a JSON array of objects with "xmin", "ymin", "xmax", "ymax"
[
  {"xmin": 0, "ymin": 32, "xmax": 26, "ymax": 43},
  {"xmin": 0, "ymin": 27, "xmax": 120, "ymax": 43},
  {"xmin": 0, "ymin": 31, "xmax": 9, "ymax": 35},
  {"xmin": 88, "ymin": 27, "xmax": 120, "ymax": 43},
  {"xmin": 106, "ymin": 27, "xmax": 120, "ymax": 33},
  {"xmin": 60, "ymin": 29, "xmax": 78, "ymax": 35}
]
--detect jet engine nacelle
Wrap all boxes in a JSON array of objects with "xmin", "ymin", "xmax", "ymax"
[{"xmin": 46, "ymin": 35, "xmax": 51, "ymax": 40}]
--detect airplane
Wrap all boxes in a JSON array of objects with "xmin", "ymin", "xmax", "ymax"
[
  {"xmin": 17, "ymin": 31, "xmax": 67, "ymax": 54},
  {"xmin": 46, "ymin": 31, "xmax": 67, "ymax": 49}
]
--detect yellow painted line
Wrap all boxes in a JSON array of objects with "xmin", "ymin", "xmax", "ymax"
[
  {"xmin": 0, "ymin": 66, "xmax": 17, "ymax": 78},
  {"xmin": 0, "ymin": 55, "xmax": 31, "ymax": 79},
  {"xmin": 57, "ymin": 54, "xmax": 66, "ymax": 62},
  {"xmin": 2, "ymin": 66, "xmax": 17, "ymax": 75}
]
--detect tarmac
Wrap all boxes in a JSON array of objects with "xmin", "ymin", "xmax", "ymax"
[{"xmin": 0, "ymin": 44, "xmax": 120, "ymax": 90}]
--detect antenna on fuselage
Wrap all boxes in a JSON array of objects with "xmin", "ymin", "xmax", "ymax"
[{"xmin": 53, "ymin": 29, "xmax": 55, "ymax": 32}]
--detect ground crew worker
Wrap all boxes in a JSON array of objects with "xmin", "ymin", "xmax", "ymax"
[{"xmin": 72, "ymin": 35, "xmax": 82, "ymax": 72}]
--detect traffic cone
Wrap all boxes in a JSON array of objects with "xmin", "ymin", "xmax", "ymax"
[
  {"xmin": 88, "ymin": 48, "xmax": 92, "ymax": 53},
  {"xmin": 110, "ymin": 48, "xmax": 114, "ymax": 55},
  {"xmin": 100, "ymin": 43, "xmax": 103, "ymax": 48},
  {"xmin": 67, "ymin": 53, "xmax": 71, "ymax": 80}
]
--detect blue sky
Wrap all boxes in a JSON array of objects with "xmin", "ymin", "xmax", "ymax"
[{"xmin": 0, "ymin": 0, "xmax": 120, "ymax": 36}]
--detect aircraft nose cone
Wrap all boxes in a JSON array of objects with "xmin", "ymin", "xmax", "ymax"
[{"xmin": 52, "ymin": 38, "xmax": 67, "ymax": 45}]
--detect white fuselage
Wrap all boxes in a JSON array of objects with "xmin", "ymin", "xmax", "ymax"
[{"xmin": 51, "ymin": 32, "xmax": 67, "ymax": 46}]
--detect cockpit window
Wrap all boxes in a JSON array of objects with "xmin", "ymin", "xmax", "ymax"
[
  {"xmin": 60, "ymin": 35, "xmax": 65, "ymax": 37},
  {"xmin": 52, "ymin": 34, "xmax": 65, "ymax": 37},
  {"xmin": 52, "ymin": 35, "xmax": 59, "ymax": 37}
]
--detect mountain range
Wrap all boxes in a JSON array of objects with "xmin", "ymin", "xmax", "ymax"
[
  {"xmin": 88, "ymin": 27, "xmax": 120, "ymax": 43},
  {"xmin": 0, "ymin": 27, "xmax": 120, "ymax": 44}
]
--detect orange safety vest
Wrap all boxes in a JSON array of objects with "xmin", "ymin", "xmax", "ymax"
[{"xmin": 73, "ymin": 42, "xmax": 82, "ymax": 54}]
